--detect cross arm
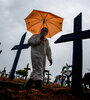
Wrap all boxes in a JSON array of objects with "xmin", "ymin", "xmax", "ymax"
[
  {"xmin": 0, "ymin": 50, "xmax": 2, "ymax": 54},
  {"xmin": 54, "ymin": 30, "xmax": 90, "ymax": 43},
  {"xmin": 24, "ymin": 68, "xmax": 31, "ymax": 70},
  {"xmin": 44, "ymin": 70, "xmax": 49, "ymax": 72},
  {"xmin": 46, "ymin": 74, "xmax": 52, "ymax": 75},
  {"xmin": 11, "ymin": 43, "xmax": 31, "ymax": 50}
]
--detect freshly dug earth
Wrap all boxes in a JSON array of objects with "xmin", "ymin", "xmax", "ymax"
[{"xmin": 0, "ymin": 77, "xmax": 90, "ymax": 100}]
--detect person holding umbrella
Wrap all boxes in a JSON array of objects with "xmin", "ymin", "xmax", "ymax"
[
  {"xmin": 25, "ymin": 27, "xmax": 52, "ymax": 89},
  {"xmin": 24, "ymin": 9, "xmax": 63, "ymax": 89}
]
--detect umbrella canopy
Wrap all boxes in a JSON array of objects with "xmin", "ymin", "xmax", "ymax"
[{"xmin": 25, "ymin": 9, "xmax": 64, "ymax": 38}]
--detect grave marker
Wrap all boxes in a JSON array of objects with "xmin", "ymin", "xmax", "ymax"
[
  {"xmin": 55, "ymin": 13, "xmax": 90, "ymax": 94},
  {"xmin": 24, "ymin": 63, "xmax": 31, "ymax": 80},
  {"xmin": 0, "ymin": 42, "xmax": 2, "ymax": 54},
  {"xmin": 43, "ymin": 70, "xmax": 51, "ymax": 84},
  {"xmin": 9, "ymin": 32, "xmax": 30, "ymax": 79}
]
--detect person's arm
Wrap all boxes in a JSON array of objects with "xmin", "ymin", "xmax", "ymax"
[{"xmin": 46, "ymin": 40, "xmax": 52, "ymax": 66}]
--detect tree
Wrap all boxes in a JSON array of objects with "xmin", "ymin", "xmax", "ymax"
[{"xmin": 61, "ymin": 63, "xmax": 72, "ymax": 87}]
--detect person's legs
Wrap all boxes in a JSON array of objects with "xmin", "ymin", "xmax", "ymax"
[
  {"xmin": 30, "ymin": 57, "xmax": 44, "ymax": 90},
  {"xmin": 35, "ymin": 80, "xmax": 42, "ymax": 89},
  {"xmin": 25, "ymin": 78, "xmax": 34, "ymax": 89}
]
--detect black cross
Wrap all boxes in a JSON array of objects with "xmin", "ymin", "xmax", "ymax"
[
  {"xmin": 24, "ymin": 63, "xmax": 31, "ymax": 80},
  {"xmin": 9, "ymin": 32, "xmax": 30, "ymax": 79},
  {"xmin": 0, "ymin": 50, "xmax": 2, "ymax": 54},
  {"xmin": 55, "ymin": 13, "xmax": 90, "ymax": 94},
  {"xmin": 43, "ymin": 70, "xmax": 51, "ymax": 84},
  {"xmin": 46, "ymin": 72, "xmax": 51, "ymax": 84},
  {"xmin": 0, "ymin": 42, "xmax": 2, "ymax": 54}
]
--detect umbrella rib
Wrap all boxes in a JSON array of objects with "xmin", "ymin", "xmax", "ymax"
[
  {"xmin": 46, "ymin": 16, "xmax": 63, "ymax": 21},
  {"xmin": 37, "ymin": 12, "xmax": 48, "ymax": 20},
  {"xmin": 26, "ymin": 17, "xmax": 42, "ymax": 21},
  {"xmin": 44, "ymin": 13, "xmax": 48, "ymax": 20},
  {"xmin": 38, "ymin": 12, "xmax": 43, "ymax": 19},
  {"xmin": 28, "ymin": 22, "xmax": 42, "ymax": 30},
  {"xmin": 45, "ymin": 22, "xmax": 51, "ymax": 38},
  {"xmin": 39, "ymin": 22, "xmax": 43, "ymax": 34},
  {"xmin": 47, "ymin": 22, "xmax": 61, "ymax": 31},
  {"xmin": 46, "ymin": 17, "xmax": 56, "ymax": 21}
]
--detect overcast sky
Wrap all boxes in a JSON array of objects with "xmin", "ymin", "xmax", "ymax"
[{"xmin": 0, "ymin": 0, "xmax": 90, "ymax": 81}]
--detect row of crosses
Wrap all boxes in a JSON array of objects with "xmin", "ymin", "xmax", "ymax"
[{"xmin": 9, "ymin": 13, "xmax": 90, "ymax": 95}]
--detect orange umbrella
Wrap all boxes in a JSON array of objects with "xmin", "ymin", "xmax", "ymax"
[{"xmin": 25, "ymin": 9, "xmax": 64, "ymax": 38}]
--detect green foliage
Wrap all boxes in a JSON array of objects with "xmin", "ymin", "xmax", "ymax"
[{"xmin": 16, "ymin": 70, "xmax": 28, "ymax": 77}]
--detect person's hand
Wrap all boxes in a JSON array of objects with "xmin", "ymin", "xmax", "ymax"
[
  {"xmin": 49, "ymin": 59, "xmax": 52, "ymax": 66},
  {"xmin": 40, "ymin": 35, "xmax": 44, "ymax": 40}
]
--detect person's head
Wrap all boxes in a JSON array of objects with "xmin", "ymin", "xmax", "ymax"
[{"xmin": 40, "ymin": 27, "xmax": 48, "ymax": 36}]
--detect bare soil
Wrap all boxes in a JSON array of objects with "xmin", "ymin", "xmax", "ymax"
[{"xmin": 0, "ymin": 77, "xmax": 90, "ymax": 100}]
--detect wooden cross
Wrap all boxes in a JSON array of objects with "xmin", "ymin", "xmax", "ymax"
[
  {"xmin": 0, "ymin": 50, "xmax": 2, "ymax": 54},
  {"xmin": 46, "ymin": 72, "xmax": 51, "ymax": 84},
  {"xmin": 55, "ymin": 13, "xmax": 90, "ymax": 94},
  {"xmin": 43, "ymin": 70, "xmax": 48, "ymax": 84},
  {"xmin": 43, "ymin": 70, "xmax": 51, "ymax": 84},
  {"xmin": 9, "ymin": 32, "xmax": 30, "ymax": 79},
  {"xmin": 0, "ymin": 42, "xmax": 2, "ymax": 54},
  {"xmin": 24, "ymin": 63, "xmax": 30, "ymax": 72},
  {"xmin": 24, "ymin": 63, "xmax": 31, "ymax": 80}
]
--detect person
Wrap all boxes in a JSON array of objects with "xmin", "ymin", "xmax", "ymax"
[
  {"xmin": 25, "ymin": 27, "xmax": 52, "ymax": 89},
  {"xmin": 1, "ymin": 67, "xmax": 6, "ymax": 77}
]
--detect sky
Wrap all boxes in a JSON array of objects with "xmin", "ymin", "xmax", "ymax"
[{"xmin": 0, "ymin": 0, "xmax": 90, "ymax": 82}]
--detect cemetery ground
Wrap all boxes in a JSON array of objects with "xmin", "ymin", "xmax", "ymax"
[{"xmin": 0, "ymin": 77, "xmax": 90, "ymax": 100}]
